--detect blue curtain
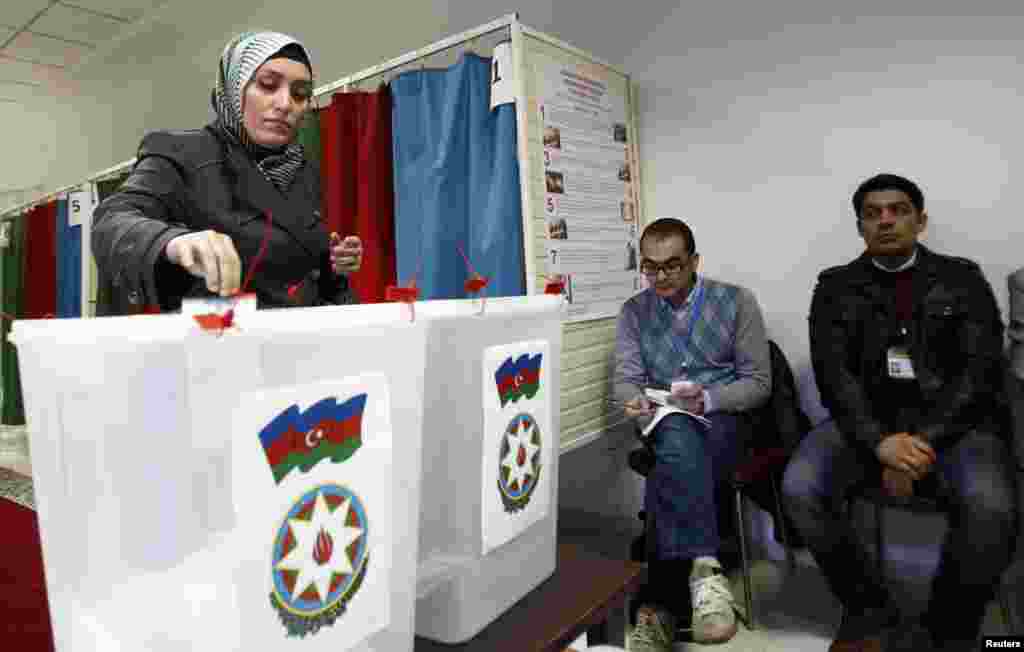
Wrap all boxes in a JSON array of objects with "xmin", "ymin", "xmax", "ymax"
[
  {"xmin": 55, "ymin": 197, "xmax": 82, "ymax": 318},
  {"xmin": 391, "ymin": 53, "xmax": 525, "ymax": 300}
]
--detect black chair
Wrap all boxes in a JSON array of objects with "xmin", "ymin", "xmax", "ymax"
[{"xmin": 626, "ymin": 340, "xmax": 806, "ymax": 629}]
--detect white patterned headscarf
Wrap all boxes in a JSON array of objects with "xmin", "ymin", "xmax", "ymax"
[{"xmin": 212, "ymin": 31, "xmax": 312, "ymax": 192}]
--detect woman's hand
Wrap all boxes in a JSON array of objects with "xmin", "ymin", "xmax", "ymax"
[
  {"xmin": 331, "ymin": 234, "xmax": 363, "ymax": 276},
  {"xmin": 165, "ymin": 230, "xmax": 242, "ymax": 297}
]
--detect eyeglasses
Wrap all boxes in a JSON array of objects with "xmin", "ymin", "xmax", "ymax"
[{"xmin": 639, "ymin": 257, "xmax": 691, "ymax": 278}]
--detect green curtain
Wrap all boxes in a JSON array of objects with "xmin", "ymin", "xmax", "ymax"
[
  {"xmin": 1, "ymin": 214, "xmax": 26, "ymax": 424},
  {"xmin": 0, "ymin": 220, "xmax": 4, "ymax": 315},
  {"xmin": 0, "ymin": 220, "xmax": 5, "ymax": 419},
  {"xmin": 296, "ymin": 109, "xmax": 321, "ymax": 168}
]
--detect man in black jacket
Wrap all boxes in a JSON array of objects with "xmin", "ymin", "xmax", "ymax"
[{"xmin": 782, "ymin": 174, "xmax": 1017, "ymax": 652}]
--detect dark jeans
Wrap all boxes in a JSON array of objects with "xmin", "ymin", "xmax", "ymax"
[
  {"xmin": 646, "ymin": 412, "xmax": 743, "ymax": 561},
  {"xmin": 782, "ymin": 420, "xmax": 1018, "ymax": 640}
]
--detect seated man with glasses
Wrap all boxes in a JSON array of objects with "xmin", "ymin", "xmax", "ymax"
[{"xmin": 615, "ymin": 218, "xmax": 771, "ymax": 651}]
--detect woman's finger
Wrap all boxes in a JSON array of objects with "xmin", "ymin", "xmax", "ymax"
[
  {"xmin": 193, "ymin": 237, "xmax": 220, "ymax": 292},
  {"xmin": 215, "ymin": 234, "xmax": 242, "ymax": 296},
  {"xmin": 207, "ymin": 235, "xmax": 229, "ymax": 296},
  {"xmin": 207, "ymin": 233, "xmax": 236, "ymax": 296},
  {"xmin": 331, "ymin": 243, "xmax": 363, "ymax": 258},
  {"xmin": 177, "ymin": 242, "xmax": 200, "ymax": 277}
]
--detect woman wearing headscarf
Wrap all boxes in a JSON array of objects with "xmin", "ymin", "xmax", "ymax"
[{"xmin": 92, "ymin": 31, "xmax": 362, "ymax": 315}]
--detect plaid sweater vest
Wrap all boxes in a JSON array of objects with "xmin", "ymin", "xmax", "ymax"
[{"xmin": 639, "ymin": 279, "xmax": 740, "ymax": 389}]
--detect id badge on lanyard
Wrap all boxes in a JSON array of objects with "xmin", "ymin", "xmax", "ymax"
[
  {"xmin": 884, "ymin": 325, "xmax": 917, "ymax": 380},
  {"xmin": 887, "ymin": 346, "xmax": 916, "ymax": 380}
]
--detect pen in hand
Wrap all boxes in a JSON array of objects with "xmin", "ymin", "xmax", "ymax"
[{"xmin": 607, "ymin": 398, "xmax": 659, "ymax": 417}]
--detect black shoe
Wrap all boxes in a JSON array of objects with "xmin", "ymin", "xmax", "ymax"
[
  {"xmin": 879, "ymin": 619, "xmax": 933, "ymax": 652},
  {"xmin": 834, "ymin": 603, "xmax": 901, "ymax": 642},
  {"xmin": 922, "ymin": 596, "xmax": 987, "ymax": 652}
]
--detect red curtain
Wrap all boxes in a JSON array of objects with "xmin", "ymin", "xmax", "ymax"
[
  {"xmin": 320, "ymin": 86, "xmax": 397, "ymax": 304},
  {"xmin": 22, "ymin": 202, "xmax": 57, "ymax": 319}
]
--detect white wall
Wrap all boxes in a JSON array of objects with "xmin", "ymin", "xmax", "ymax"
[
  {"xmin": 0, "ymin": 0, "xmax": 676, "ymax": 200},
  {"xmin": 625, "ymin": 0, "xmax": 1024, "ymax": 422}
]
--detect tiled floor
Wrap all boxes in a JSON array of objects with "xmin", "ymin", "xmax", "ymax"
[{"xmin": 559, "ymin": 508, "xmax": 1014, "ymax": 651}]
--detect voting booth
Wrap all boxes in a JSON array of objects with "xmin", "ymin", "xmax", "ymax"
[
  {"xmin": 13, "ymin": 304, "xmax": 430, "ymax": 652},
  {"xmin": 414, "ymin": 295, "xmax": 563, "ymax": 643}
]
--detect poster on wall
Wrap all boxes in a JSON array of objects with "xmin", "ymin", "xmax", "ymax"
[
  {"xmin": 232, "ymin": 374, "xmax": 394, "ymax": 651},
  {"xmin": 480, "ymin": 340, "xmax": 553, "ymax": 555},
  {"xmin": 536, "ymin": 53, "xmax": 640, "ymax": 322}
]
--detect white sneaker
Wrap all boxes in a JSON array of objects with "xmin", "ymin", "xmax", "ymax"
[
  {"xmin": 628, "ymin": 605, "xmax": 675, "ymax": 652},
  {"xmin": 689, "ymin": 556, "xmax": 738, "ymax": 644}
]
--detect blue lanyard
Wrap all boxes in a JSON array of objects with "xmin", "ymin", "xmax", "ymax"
[{"xmin": 677, "ymin": 279, "xmax": 705, "ymax": 353}]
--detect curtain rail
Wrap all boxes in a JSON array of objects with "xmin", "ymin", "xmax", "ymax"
[{"xmin": 315, "ymin": 13, "xmax": 514, "ymax": 96}]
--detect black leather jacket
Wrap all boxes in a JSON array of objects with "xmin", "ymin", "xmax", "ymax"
[
  {"xmin": 810, "ymin": 245, "xmax": 1007, "ymax": 453},
  {"xmin": 92, "ymin": 123, "xmax": 354, "ymax": 315}
]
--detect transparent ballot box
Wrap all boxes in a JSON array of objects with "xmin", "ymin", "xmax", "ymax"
[
  {"xmin": 413, "ymin": 295, "xmax": 563, "ymax": 643},
  {"xmin": 12, "ymin": 303, "xmax": 429, "ymax": 652}
]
